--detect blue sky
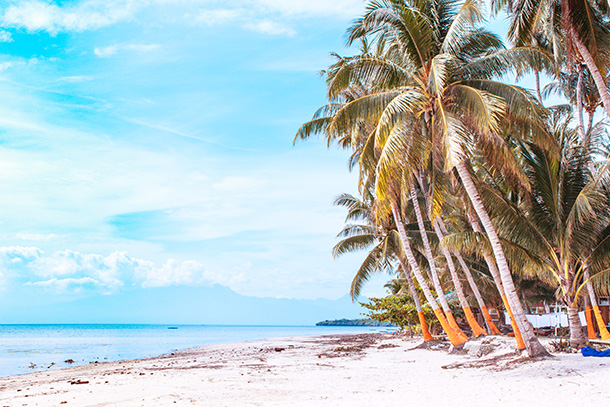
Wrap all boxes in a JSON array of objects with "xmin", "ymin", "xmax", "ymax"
[
  {"xmin": 0, "ymin": 0, "xmax": 398, "ymax": 310},
  {"xmin": 0, "ymin": 1, "xmax": 555, "ymax": 319}
]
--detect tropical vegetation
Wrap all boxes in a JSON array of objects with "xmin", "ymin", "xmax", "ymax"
[{"xmin": 296, "ymin": 0, "xmax": 610, "ymax": 354}]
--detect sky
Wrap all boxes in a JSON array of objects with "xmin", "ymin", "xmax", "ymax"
[
  {"xmin": 0, "ymin": 0, "xmax": 551, "ymax": 321},
  {"xmin": 0, "ymin": 0, "xmax": 405, "ymax": 313}
]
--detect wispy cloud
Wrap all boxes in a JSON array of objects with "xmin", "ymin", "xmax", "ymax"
[
  {"xmin": 25, "ymin": 277, "xmax": 102, "ymax": 293},
  {"xmin": 254, "ymin": 0, "xmax": 364, "ymax": 18},
  {"xmin": 191, "ymin": 8, "xmax": 246, "ymax": 25},
  {"xmin": 1, "ymin": 0, "xmax": 141, "ymax": 34},
  {"xmin": 245, "ymin": 20, "xmax": 295, "ymax": 36},
  {"xmin": 0, "ymin": 29, "xmax": 12, "ymax": 42},
  {"xmin": 94, "ymin": 43, "xmax": 161, "ymax": 58},
  {"xmin": 189, "ymin": 8, "xmax": 296, "ymax": 36},
  {"xmin": 56, "ymin": 75, "xmax": 95, "ymax": 83},
  {"xmin": 15, "ymin": 233, "xmax": 62, "ymax": 242},
  {"xmin": 1, "ymin": 0, "xmax": 364, "ymax": 35}
]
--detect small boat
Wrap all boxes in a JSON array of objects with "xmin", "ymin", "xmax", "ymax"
[{"xmin": 167, "ymin": 326, "xmax": 179, "ymax": 330}]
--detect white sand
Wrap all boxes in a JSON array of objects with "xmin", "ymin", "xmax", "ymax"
[{"xmin": 0, "ymin": 333, "xmax": 608, "ymax": 407}]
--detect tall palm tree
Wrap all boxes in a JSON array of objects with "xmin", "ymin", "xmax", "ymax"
[
  {"xmin": 391, "ymin": 199, "xmax": 469, "ymax": 345},
  {"xmin": 503, "ymin": 0, "xmax": 610, "ymax": 119},
  {"xmin": 417, "ymin": 176, "xmax": 499, "ymax": 335},
  {"xmin": 298, "ymin": 41, "xmax": 471, "ymax": 346},
  {"xmin": 332, "ymin": 191, "xmax": 437, "ymax": 341},
  {"xmin": 478, "ymin": 113, "xmax": 610, "ymax": 347},
  {"xmin": 329, "ymin": 0, "xmax": 552, "ymax": 355},
  {"xmin": 409, "ymin": 183, "xmax": 470, "ymax": 340}
]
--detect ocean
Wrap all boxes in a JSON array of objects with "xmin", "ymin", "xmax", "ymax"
[{"xmin": 0, "ymin": 324, "xmax": 390, "ymax": 377}]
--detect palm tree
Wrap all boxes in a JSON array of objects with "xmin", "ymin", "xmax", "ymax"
[
  {"xmin": 332, "ymin": 192, "xmax": 436, "ymax": 341},
  {"xmin": 478, "ymin": 112, "xmax": 610, "ymax": 347},
  {"xmin": 328, "ymin": 0, "xmax": 552, "ymax": 355},
  {"xmin": 417, "ymin": 176, "xmax": 500, "ymax": 335},
  {"xmin": 502, "ymin": 0, "xmax": 610, "ymax": 119},
  {"xmin": 297, "ymin": 39, "xmax": 471, "ymax": 346},
  {"xmin": 391, "ymin": 199, "xmax": 469, "ymax": 345},
  {"xmin": 409, "ymin": 183, "xmax": 470, "ymax": 340}
]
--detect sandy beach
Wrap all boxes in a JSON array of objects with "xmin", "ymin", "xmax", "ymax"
[{"xmin": 0, "ymin": 332, "xmax": 608, "ymax": 406}]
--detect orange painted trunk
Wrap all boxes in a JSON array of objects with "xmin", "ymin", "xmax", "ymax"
[
  {"xmin": 417, "ymin": 311, "xmax": 434, "ymax": 341},
  {"xmin": 502, "ymin": 295, "xmax": 526, "ymax": 350},
  {"xmin": 463, "ymin": 306, "xmax": 487, "ymax": 337},
  {"xmin": 433, "ymin": 308, "xmax": 467, "ymax": 346},
  {"xmin": 444, "ymin": 310, "xmax": 469, "ymax": 342},
  {"xmin": 593, "ymin": 305, "xmax": 610, "ymax": 340},
  {"xmin": 481, "ymin": 306, "xmax": 501, "ymax": 335},
  {"xmin": 585, "ymin": 306, "xmax": 597, "ymax": 339}
]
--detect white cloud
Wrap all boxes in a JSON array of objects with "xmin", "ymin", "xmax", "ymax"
[
  {"xmin": 0, "ymin": 246, "xmax": 211, "ymax": 293},
  {"xmin": 0, "ymin": 29, "xmax": 12, "ymax": 42},
  {"xmin": 0, "ymin": 246, "xmax": 43, "ymax": 261},
  {"xmin": 0, "ymin": 62, "xmax": 13, "ymax": 71},
  {"xmin": 15, "ymin": 233, "xmax": 61, "ymax": 241},
  {"xmin": 245, "ymin": 20, "xmax": 295, "ymax": 36},
  {"xmin": 1, "ymin": 0, "xmax": 364, "ymax": 36},
  {"xmin": 135, "ymin": 258, "xmax": 207, "ymax": 288},
  {"xmin": 94, "ymin": 43, "xmax": 161, "ymax": 58},
  {"xmin": 254, "ymin": 0, "xmax": 364, "ymax": 17},
  {"xmin": 190, "ymin": 8, "xmax": 295, "ymax": 36},
  {"xmin": 191, "ymin": 8, "xmax": 245, "ymax": 25},
  {"xmin": 1, "ymin": 0, "xmax": 142, "ymax": 34}
]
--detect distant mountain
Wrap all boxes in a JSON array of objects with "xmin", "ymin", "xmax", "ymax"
[{"xmin": 0, "ymin": 285, "xmax": 366, "ymax": 325}]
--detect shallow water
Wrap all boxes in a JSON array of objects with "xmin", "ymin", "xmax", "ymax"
[{"xmin": 0, "ymin": 324, "xmax": 390, "ymax": 377}]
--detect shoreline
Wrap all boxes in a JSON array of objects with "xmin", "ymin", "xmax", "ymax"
[
  {"xmin": 0, "ymin": 332, "xmax": 608, "ymax": 406},
  {"xmin": 0, "ymin": 325, "xmax": 388, "ymax": 378}
]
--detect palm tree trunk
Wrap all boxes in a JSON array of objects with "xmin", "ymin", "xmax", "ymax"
[
  {"xmin": 584, "ymin": 268, "xmax": 610, "ymax": 340},
  {"xmin": 409, "ymin": 184, "xmax": 469, "ymax": 341},
  {"xmin": 398, "ymin": 257, "xmax": 433, "ymax": 341},
  {"xmin": 415, "ymin": 175, "xmax": 493, "ymax": 335},
  {"xmin": 577, "ymin": 64, "xmax": 586, "ymax": 141},
  {"xmin": 567, "ymin": 302, "xmax": 586, "ymax": 348},
  {"xmin": 584, "ymin": 295, "xmax": 597, "ymax": 340},
  {"xmin": 572, "ymin": 31, "xmax": 610, "ymax": 120},
  {"xmin": 466, "ymin": 207, "xmax": 527, "ymax": 348},
  {"xmin": 435, "ymin": 217, "xmax": 501, "ymax": 335},
  {"xmin": 456, "ymin": 160, "xmax": 548, "ymax": 356},
  {"xmin": 587, "ymin": 110, "xmax": 594, "ymax": 135},
  {"xmin": 391, "ymin": 203, "xmax": 467, "ymax": 346},
  {"xmin": 430, "ymin": 219, "xmax": 487, "ymax": 337},
  {"xmin": 535, "ymin": 70, "xmax": 543, "ymax": 105}
]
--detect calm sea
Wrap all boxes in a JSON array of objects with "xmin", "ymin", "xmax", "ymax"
[{"xmin": 0, "ymin": 324, "xmax": 389, "ymax": 377}]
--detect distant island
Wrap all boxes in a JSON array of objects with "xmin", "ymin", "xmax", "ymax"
[{"xmin": 316, "ymin": 318, "xmax": 394, "ymax": 327}]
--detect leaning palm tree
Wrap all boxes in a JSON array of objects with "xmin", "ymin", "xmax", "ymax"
[
  {"xmin": 329, "ymin": 0, "xmax": 552, "ymax": 355},
  {"xmin": 332, "ymin": 192, "xmax": 435, "ymax": 341},
  {"xmin": 417, "ymin": 175, "xmax": 500, "ymax": 335},
  {"xmin": 298, "ymin": 38, "xmax": 470, "ymax": 346},
  {"xmin": 502, "ymin": 0, "xmax": 610, "ymax": 119},
  {"xmin": 478, "ymin": 112, "xmax": 610, "ymax": 347}
]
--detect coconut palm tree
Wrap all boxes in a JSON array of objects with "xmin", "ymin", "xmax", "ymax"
[
  {"xmin": 475, "ymin": 112, "xmax": 610, "ymax": 347},
  {"xmin": 502, "ymin": 0, "xmax": 610, "ymax": 119},
  {"xmin": 408, "ymin": 182, "xmax": 470, "ymax": 340},
  {"xmin": 332, "ymin": 192, "xmax": 438, "ymax": 340},
  {"xmin": 298, "ymin": 37, "xmax": 473, "ymax": 346},
  {"xmin": 327, "ymin": 0, "xmax": 552, "ymax": 355},
  {"xmin": 416, "ymin": 176, "xmax": 500, "ymax": 335}
]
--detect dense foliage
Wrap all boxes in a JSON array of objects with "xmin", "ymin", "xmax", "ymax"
[{"xmin": 298, "ymin": 0, "xmax": 610, "ymax": 353}]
